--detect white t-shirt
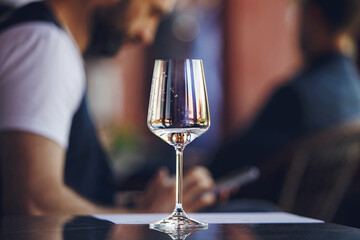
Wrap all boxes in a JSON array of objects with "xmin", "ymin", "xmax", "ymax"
[{"xmin": 0, "ymin": 22, "xmax": 85, "ymax": 148}]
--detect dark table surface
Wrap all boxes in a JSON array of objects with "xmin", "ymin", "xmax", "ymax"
[{"xmin": 1, "ymin": 215, "xmax": 360, "ymax": 240}]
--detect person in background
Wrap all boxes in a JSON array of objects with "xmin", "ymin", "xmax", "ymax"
[
  {"xmin": 0, "ymin": 0, "xmax": 216, "ymax": 215},
  {"xmin": 210, "ymin": 0, "xmax": 360, "ymax": 203}
]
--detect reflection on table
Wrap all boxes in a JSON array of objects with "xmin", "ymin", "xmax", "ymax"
[{"xmin": 1, "ymin": 214, "xmax": 360, "ymax": 240}]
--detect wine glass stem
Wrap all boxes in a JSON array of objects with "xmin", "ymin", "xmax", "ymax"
[{"xmin": 175, "ymin": 147, "xmax": 184, "ymax": 207}]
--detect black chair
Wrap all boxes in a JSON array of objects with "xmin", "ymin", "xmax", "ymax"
[{"xmin": 277, "ymin": 124, "xmax": 360, "ymax": 222}]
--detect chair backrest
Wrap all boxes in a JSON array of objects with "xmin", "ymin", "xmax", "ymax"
[{"xmin": 278, "ymin": 124, "xmax": 360, "ymax": 222}]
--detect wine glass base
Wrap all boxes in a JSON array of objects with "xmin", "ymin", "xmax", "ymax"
[{"xmin": 150, "ymin": 207, "xmax": 208, "ymax": 231}]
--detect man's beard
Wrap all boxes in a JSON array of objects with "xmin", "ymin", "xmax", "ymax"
[
  {"xmin": 84, "ymin": 0, "xmax": 131, "ymax": 58},
  {"xmin": 84, "ymin": 17, "xmax": 126, "ymax": 57}
]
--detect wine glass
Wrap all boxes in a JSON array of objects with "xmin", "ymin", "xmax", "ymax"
[{"xmin": 147, "ymin": 59, "xmax": 210, "ymax": 230}]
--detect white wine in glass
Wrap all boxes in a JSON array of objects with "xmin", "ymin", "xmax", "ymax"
[{"xmin": 147, "ymin": 59, "xmax": 210, "ymax": 230}]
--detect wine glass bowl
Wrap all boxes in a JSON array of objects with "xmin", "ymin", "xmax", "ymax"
[
  {"xmin": 147, "ymin": 59, "xmax": 210, "ymax": 230},
  {"xmin": 148, "ymin": 59, "xmax": 210, "ymax": 149}
]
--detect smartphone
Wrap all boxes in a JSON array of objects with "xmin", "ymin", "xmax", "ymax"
[{"xmin": 210, "ymin": 166, "xmax": 260, "ymax": 197}]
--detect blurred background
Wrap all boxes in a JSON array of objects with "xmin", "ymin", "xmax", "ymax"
[
  {"xmin": 85, "ymin": 0, "xmax": 303, "ymax": 180},
  {"xmin": 2, "ymin": 0, "xmax": 360, "ymax": 227},
  {"xmin": 84, "ymin": 0, "xmax": 360, "ymax": 228}
]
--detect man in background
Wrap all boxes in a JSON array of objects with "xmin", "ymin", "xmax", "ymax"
[
  {"xmin": 210, "ymin": 0, "xmax": 360, "ymax": 212},
  {"xmin": 0, "ymin": 0, "xmax": 216, "ymax": 215}
]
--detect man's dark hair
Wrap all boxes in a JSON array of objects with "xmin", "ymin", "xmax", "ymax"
[{"xmin": 304, "ymin": 0, "xmax": 360, "ymax": 35}]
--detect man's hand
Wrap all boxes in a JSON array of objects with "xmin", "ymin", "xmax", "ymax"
[{"xmin": 138, "ymin": 166, "xmax": 216, "ymax": 213}]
